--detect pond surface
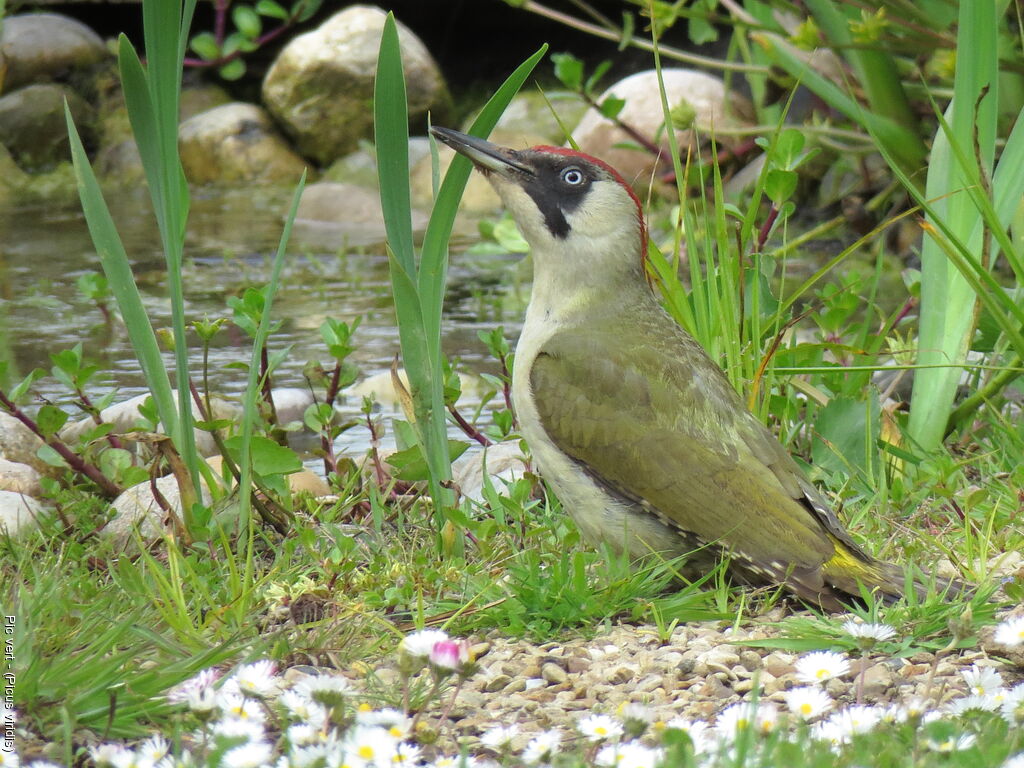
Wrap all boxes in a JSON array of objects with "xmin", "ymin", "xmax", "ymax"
[{"xmin": 0, "ymin": 185, "xmax": 526, "ymax": 460}]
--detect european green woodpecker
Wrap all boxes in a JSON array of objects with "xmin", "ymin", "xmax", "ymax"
[{"xmin": 432, "ymin": 126, "xmax": 929, "ymax": 611}]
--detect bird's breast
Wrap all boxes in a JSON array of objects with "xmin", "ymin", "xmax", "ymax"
[{"xmin": 512, "ymin": 305, "xmax": 685, "ymax": 559}]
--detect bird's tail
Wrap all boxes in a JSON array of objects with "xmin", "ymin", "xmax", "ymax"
[{"xmin": 818, "ymin": 535, "xmax": 964, "ymax": 610}]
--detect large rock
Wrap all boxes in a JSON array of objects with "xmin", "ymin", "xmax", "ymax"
[
  {"xmin": 104, "ymin": 474, "xmax": 213, "ymax": 546},
  {"xmin": 451, "ymin": 441, "xmax": 530, "ymax": 504},
  {"xmin": 59, "ymin": 391, "xmax": 242, "ymax": 458},
  {"xmin": 0, "ymin": 490, "xmax": 46, "ymax": 535},
  {"xmin": 262, "ymin": 6, "xmax": 449, "ymax": 165},
  {"xmin": 0, "ymin": 458, "xmax": 42, "ymax": 496},
  {"xmin": 0, "ymin": 83, "xmax": 94, "ymax": 170},
  {"xmin": 0, "ymin": 411, "xmax": 48, "ymax": 474},
  {"xmin": 411, "ymin": 128, "xmax": 549, "ymax": 215},
  {"xmin": 0, "ymin": 13, "xmax": 107, "ymax": 92},
  {"xmin": 293, "ymin": 180, "xmax": 428, "ymax": 249},
  {"xmin": 178, "ymin": 102, "xmax": 308, "ymax": 185},
  {"xmin": 571, "ymin": 69, "xmax": 753, "ymax": 186}
]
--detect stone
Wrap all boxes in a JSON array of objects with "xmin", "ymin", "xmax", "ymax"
[
  {"xmin": 0, "ymin": 13, "xmax": 107, "ymax": 91},
  {"xmin": 858, "ymin": 661, "xmax": 896, "ymax": 699},
  {"xmin": 0, "ymin": 458, "xmax": 42, "ymax": 496},
  {"xmin": 451, "ymin": 441, "xmax": 530, "ymax": 504},
  {"xmin": 323, "ymin": 137, "xmax": 432, "ymax": 188},
  {"xmin": 292, "ymin": 181, "xmax": 428, "ymax": 249},
  {"xmin": 104, "ymin": 473, "xmax": 214, "ymax": 546},
  {"xmin": 0, "ymin": 83, "xmax": 94, "ymax": 171},
  {"xmin": 0, "ymin": 143, "xmax": 31, "ymax": 205},
  {"xmin": 178, "ymin": 102, "xmax": 307, "ymax": 185},
  {"xmin": 410, "ymin": 127, "xmax": 549, "ymax": 215},
  {"xmin": 762, "ymin": 652, "xmax": 796, "ymax": 678},
  {"xmin": 0, "ymin": 490, "xmax": 46, "ymax": 535},
  {"xmin": 59, "ymin": 391, "xmax": 242, "ymax": 458},
  {"xmin": 262, "ymin": 6, "xmax": 449, "ymax": 164},
  {"xmin": 0, "ymin": 412, "xmax": 47, "ymax": 473},
  {"xmin": 540, "ymin": 662, "xmax": 567, "ymax": 684},
  {"xmin": 571, "ymin": 68, "xmax": 753, "ymax": 187}
]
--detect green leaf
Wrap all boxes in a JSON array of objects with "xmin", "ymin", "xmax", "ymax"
[
  {"xmin": 232, "ymin": 5, "xmax": 261, "ymax": 38},
  {"xmin": 584, "ymin": 60, "xmax": 612, "ymax": 95},
  {"xmin": 189, "ymin": 31, "xmax": 220, "ymax": 61},
  {"xmin": 385, "ymin": 440, "xmax": 470, "ymax": 482},
  {"xmin": 36, "ymin": 444, "xmax": 67, "ymax": 468},
  {"xmin": 36, "ymin": 405, "xmax": 70, "ymax": 438},
  {"xmin": 293, "ymin": 0, "xmax": 321, "ymax": 23},
  {"xmin": 303, "ymin": 402, "xmax": 334, "ymax": 431},
  {"xmin": 811, "ymin": 394, "xmax": 881, "ymax": 480},
  {"xmin": 764, "ymin": 168, "xmax": 798, "ymax": 204},
  {"xmin": 599, "ymin": 97, "xmax": 625, "ymax": 120},
  {"xmin": 219, "ymin": 59, "xmax": 246, "ymax": 81},
  {"xmin": 256, "ymin": 0, "xmax": 288, "ymax": 18},
  {"xmin": 551, "ymin": 52, "xmax": 583, "ymax": 91},
  {"xmin": 225, "ymin": 434, "xmax": 302, "ymax": 476}
]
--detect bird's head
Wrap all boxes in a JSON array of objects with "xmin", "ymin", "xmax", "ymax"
[{"xmin": 431, "ymin": 127, "xmax": 648, "ymax": 283}]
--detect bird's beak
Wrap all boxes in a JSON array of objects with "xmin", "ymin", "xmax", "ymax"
[{"xmin": 430, "ymin": 126, "xmax": 534, "ymax": 178}]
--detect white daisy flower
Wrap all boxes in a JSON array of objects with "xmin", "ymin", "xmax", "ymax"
[
  {"xmin": 291, "ymin": 673, "xmax": 352, "ymax": 707},
  {"xmin": 217, "ymin": 693, "xmax": 267, "ymax": 723},
  {"xmin": 961, "ymin": 664, "xmax": 1003, "ymax": 696},
  {"xmin": 0, "ymin": 749, "xmax": 19, "ymax": 768},
  {"xmin": 1001, "ymin": 683, "xmax": 1024, "ymax": 724},
  {"xmin": 479, "ymin": 723, "xmax": 518, "ymax": 751},
  {"xmin": 89, "ymin": 745, "xmax": 133, "ymax": 768},
  {"xmin": 810, "ymin": 718, "xmax": 847, "ymax": 747},
  {"xmin": 795, "ymin": 651, "xmax": 851, "ymax": 685},
  {"xmin": 578, "ymin": 713, "xmax": 624, "ymax": 742},
  {"xmin": 399, "ymin": 629, "xmax": 449, "ymax": 659},
  {"xmin": 924, "ymin": 732, "xmax": 976, "ymax": 752},
  {"xmin": 224, "ymin": 660, "xmax": 279, "ymax": 699},
  {"xmin": 286, "ymin": 723, "xmax": 322, "ymax": 747},
  {"xmin": 137, "ymin": 736, "xmax": 171, "ymax": 765},
  {"xmin": 755, "ymin": 703, "xmax": 780, "ymax": 734},
  {"xmin": 342, "ymin": 725, "xmax": 398, "ymax": 765},
  {"xmin": 948, "ymin": 694, "xmax": 1001, "ymax": 716},
  {"xmin": 662, "ymin": 718, "xmax": 711, "ymax": 752},
  {"xmin": 287, "ymin": 743, "xmax": 329, "ymax": 768},
  {"xmin": 841, "ymin": 618, "xmax": 897, "ymax": 643},
  {"xmin": 602, "ymin": 742, "xmax": 662, "ymax": 768},
  {"xmin": 785, "ymin": 686, "xmax": 833, "ymax": 720},
  {"xmin": 388, "ymin": 742, "xmax": 421, "ymax": 766},
  {"xmin": 715, "ymin": 702, "xmax": 758, "ymax": 738},
  {"xmin": 829, "ymin": 705, "xmax": 881, "ymax": 737},
  {"xmin": 521, "ymin": 729, "xmax": 561, "ymax": 764},
  {"xmin": 278, "ymin": 691, "xmax": 329, "ymax": 728},
  {"xmin": 994, "ymin": 616, "xmax": 1024, "ymax": 647},
  {"xmin": 211, "ymin": 716, "xmax": 267, "ymax": 743},
  {"xmin": 222, "ymin": 742, "xmax": 273, "ymax": 768},
  {"xmin": 1002, "ymin": 753, "xmax": 1024, "ymax": 768},
  {"xmin": 167, "ymin": 669, "xmax": 220, "ymax": 713},
  {"xmin": 355, "ymin": 708, "xmax": 412, "ymax": 740}
]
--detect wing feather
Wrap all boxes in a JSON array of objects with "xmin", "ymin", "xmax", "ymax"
[{"xmin": 529, "ymin": 321, "xmax": 840, "ymax": 575}]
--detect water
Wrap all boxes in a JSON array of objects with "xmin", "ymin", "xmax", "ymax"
[{"xmin": 0, "ymin": 186, "xmax": 525, "ymax": 459}]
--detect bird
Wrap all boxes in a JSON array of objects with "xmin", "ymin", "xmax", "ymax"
[{"xmin": 431, "ymin": 125, "xmax": 937, "ymax": 611}]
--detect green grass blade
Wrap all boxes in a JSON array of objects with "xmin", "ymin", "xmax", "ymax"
[
  {"xmin": 907, "ymin": 0, "xmax": 998, "ymax": 451},
  {"xmin": 119, "ymin": 0, "xmax": 201, "ymax": 507},
  {"xmin": 803, "ymin": 0, "xmax": 918, "ymax": 134},
  {"xmin": 64, "ymin": 104, "xmax": 179, "ymax": 448},
  {"xmin": 374, "ymin": 13, "xmax": 416, "ymax": 277},
  {"xmin": 750, "ymin": 32, "xmax": 926, "ymax": 175},
  {"xmin": 375, "ymin": 11, "xmax": 547, "ymax": 529}
]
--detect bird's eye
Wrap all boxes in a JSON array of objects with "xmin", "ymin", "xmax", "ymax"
[{"xmin": 561, "ymin": 167, "xmax": 585, "ymax": 185}]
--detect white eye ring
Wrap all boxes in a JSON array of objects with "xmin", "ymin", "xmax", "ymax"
[{"xmin": 561, "ymin": 167, "xmax": 584, "ymax": 185}]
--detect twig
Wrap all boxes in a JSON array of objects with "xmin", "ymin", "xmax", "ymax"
[{"xmin": 0, "ymin": 392, "xmax": 123, "ymax": 498}]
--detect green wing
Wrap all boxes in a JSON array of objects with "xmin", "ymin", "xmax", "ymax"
[{"xmin": 530, "ymin": 321, "xmax": 849, "ymax": 579}]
